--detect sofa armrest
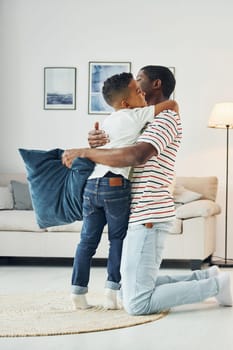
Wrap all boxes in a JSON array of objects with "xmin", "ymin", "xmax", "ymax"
[{"xmin": 175, "ymin": 200, "xmax": 221, "ymax": 219}]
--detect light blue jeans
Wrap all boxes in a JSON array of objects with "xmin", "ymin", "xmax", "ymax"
[{"xmin": 120, "ymin": 222, "xmax": 220, "ymax": 315}]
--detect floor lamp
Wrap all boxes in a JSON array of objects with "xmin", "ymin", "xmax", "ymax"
[{"xmin": 208, "ymin": 102, "xmax": 233, "ymax": 267}]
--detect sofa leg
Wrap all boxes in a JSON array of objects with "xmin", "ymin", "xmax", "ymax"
[
  {"xmin": 190, "ymin": 259, "xmax": 202, "ymax": 270},
  {"xmin": 205, "ymin": 254, "xmax": 212, "ymax": 265}
]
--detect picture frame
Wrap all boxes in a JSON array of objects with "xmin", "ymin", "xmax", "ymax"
[
  {"xmin": 88, "ymin": 61, "xmax": 131, "ymax": 114},
  {"xmin": 44, "ymin": 67, "xmax": 76, "ymax": 110}
]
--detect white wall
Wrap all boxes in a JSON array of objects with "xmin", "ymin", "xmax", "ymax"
[{"xmin": 1, "ymin": 0, "xmax": 233, "ymax": 259}]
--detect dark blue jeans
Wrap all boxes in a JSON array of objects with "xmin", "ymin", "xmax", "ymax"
[{"xmin": 71, "ymin": 175, "xmax": 131, "ymax": 294}]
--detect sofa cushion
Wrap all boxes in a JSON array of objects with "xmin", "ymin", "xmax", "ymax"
[
  {"xmin": 10, "ymin": 181, "xmax": 33, "ymax": 210},
  {"xmin": 0, "ymin": 187, "xmax": 14, "ymax": 209},
  {"xmin": 173, "ymin": 185, "xmax": 202, "ymax": 204},
  {"xmin": 176, "ymin": 200, "xmax": 221, "ymax": 219},
  {"xmin": 0, "ymin": 210, "xmax": 44, "ymax": 232},
  {"xmin": 46, "ymin": 221, "xmax": 83, "ymax": 232},
  {"xmin": 46, "ymin": 221, "xmax": 108, "ymax": 233},
  {"xmin": 175, "ymin": 177, "xmax": 218, "ymax": 201},
  {"xmin": 19, "ymin": 148, "xmax": 94, "ymax": 229}
]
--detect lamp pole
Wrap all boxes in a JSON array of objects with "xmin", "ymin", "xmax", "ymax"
[
  {"xmin": 224, "ymin": 125, "xmax": 229, "ymax": 264},
  {"xmin": 217, "ymin": 124, "xmax": 233, "ymax": 266},
  {"xmin": 208, "ymin": 102, "xmax": 233, "ymax": 267}
]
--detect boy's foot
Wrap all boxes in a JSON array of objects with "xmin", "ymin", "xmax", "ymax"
[
  {"xmin": 215, "ymin": 272, "xmax": 233, "ymax": 307},
  {"xmin": 208, "ymin": 265, "xmax": 221, "ymax": 278},
  {"xmin": 103, "ymin": 288, "xmax": 121, "ymax": 310},
  {"xmin": 70, "ymin": 293, "xmax": 92, "ymax": 310}
]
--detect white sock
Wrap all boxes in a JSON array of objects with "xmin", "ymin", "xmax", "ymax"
[
  {"xmin": 117, "ymin": 290, "xmax": 123, "ymax": 309},
  {"xmin": 215, "ymin": 272, "xmax": 233, "ymax": 307},
  {"xmin": 208, "ymin": 265, "xmax": 221, "ymax": 278},
  {"xmin": 103, "ymin": 288, "xmax": 121, "ymax": 310},
  {"xmin": 70, "ymin": 293, "xmax": 92, "ymax": 310}
]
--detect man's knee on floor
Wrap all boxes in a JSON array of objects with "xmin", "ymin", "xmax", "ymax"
[{"xmin": 123, "ymin": 298, "xmax": 151, "ymax": 316}]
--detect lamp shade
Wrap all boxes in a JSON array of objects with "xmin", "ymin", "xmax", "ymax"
[{"xmin": 208, "ymin": 103, "xmax": 233, "ymax": 128}]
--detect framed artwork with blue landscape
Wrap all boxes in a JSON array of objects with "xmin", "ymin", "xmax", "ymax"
[
  {"xmin": 44, "ymin": 67, "xmax": 76, "ymax": 110},
  {"xmin": 88, "ymin": 61, "xmax": 131, "ymax": 114}
]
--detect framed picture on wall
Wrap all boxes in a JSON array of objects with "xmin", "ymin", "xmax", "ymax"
[
  {"xmin": 88, "ymin": 61, "xmax": 131, "ymax": 114},
  {"xmin": 44, "ymin": 67, "xmax": 76, "ymax": 110}
]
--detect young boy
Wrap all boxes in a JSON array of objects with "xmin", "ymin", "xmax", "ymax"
[{"xmin": 66, "ymin": 72, "xmax": 178, "ymax": 310}]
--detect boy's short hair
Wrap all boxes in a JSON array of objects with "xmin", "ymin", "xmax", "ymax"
[
  {"xmin": 102, "ymin": 72, "xmax": 133, "ymax": 106},
  {"xmin": 141, "ymin": 65, "xmax": 176, "ymax": 98}
]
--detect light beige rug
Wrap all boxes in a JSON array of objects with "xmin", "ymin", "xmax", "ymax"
[{"xmin": 0, "ymin": 291, "xmax": 167, "ymax": 337}]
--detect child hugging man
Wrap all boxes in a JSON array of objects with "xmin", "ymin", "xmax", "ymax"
[{"xmin": 64, "ymin": 72, "xmax": 178, "ymax": 310}]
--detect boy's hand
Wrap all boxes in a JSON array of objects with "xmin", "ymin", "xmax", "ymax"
[
  {"xmin": 62, "ymin": 149, "xmax": 82, "ymax": 168},
  {"xmin": 88, "ymin": 122, "xmax": 109, "ymax": 148}
]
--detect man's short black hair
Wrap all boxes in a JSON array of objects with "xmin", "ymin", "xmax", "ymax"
[
  {"xmin": 140, "ymin": 65, "xmax": 176, "ymax": 98},
  {"xmin": 102, "ymin": 72, "xmax": 133, "ymax": 106}
]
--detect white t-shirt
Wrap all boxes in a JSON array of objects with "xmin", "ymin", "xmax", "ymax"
[{"xmin": 89, "ymin": 105, "xmax": 155, "ymax": 179}]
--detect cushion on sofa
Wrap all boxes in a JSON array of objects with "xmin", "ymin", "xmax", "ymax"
[
  {"xmin": 46, "ymin": 221, "xmax": 83, "ymax": 232},
  {"xmin": 175, "ymin": 199, "xmax": 221, "ymax": 219},
  {"xmin": 46, "ymin": 221, "xmax": 108, "ymax": 233},
  {"xmin": 0, "ymin": 187, "xmax": 14, "ymax": 209},
  {"xmin": 0, "ymin": 210, "xmax": 44, "ymax": 232},
  {"xmin": 175, "ymin": 177, "xmax": 218, "ymax": 201},
  {"xmin": 10, "ymin": 181, "xmax": 33, "ymax": 210},
  {"xmin": 19, "ymin": 148, "xmax": 95, "ymax": 229},
  {"xmin": 173, "ymin": 185, "xmax": 202, "ymax": 204}
]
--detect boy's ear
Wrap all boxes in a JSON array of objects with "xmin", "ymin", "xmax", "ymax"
[
  {"xmin": 153, "ymin": 79, "xmax": 162, "ymax": 89},
  {"xmin": 121, "ymin": 99, "xmax": 130, "ymax": 108}
]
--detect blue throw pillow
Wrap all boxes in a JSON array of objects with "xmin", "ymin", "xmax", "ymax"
[{"xmin": 19, "ymin": 148, "xmax": 95, "ymax": 228}]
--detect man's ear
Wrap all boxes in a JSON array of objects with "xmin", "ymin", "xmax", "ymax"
[{"xmin": 152, "ymin": 79, "xmax": 162, "ymax": 89}]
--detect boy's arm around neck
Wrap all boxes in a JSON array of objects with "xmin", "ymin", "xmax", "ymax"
[{"xmin": 154, "ymin": 100, "xmax": 179, "ymax": 115}]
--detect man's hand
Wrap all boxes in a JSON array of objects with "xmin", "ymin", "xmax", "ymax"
[
  {"xmin": 62, "ymin": 148, "xmax": 86, "ymax": 168},
  {"xmin": 88, "ymin": 122, "xmax": 109, "ymax": 148}
]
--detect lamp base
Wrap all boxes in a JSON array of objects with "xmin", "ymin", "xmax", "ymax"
[{"xmin": 211, "ymin": 258, "xmax": 233, "ymax": 268}]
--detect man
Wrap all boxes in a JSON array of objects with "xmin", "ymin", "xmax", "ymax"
[{"xmin": 63, "ymin": 66, "xmax": 232, "ymax": 314}]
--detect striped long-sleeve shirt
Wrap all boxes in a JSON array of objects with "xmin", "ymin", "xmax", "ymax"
[{"xmin": 129, "ymin": 109, "xmax": 182, "ymax": 225}]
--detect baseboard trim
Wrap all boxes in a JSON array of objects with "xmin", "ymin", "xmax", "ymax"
[{"xmin": 0, "ymin": 257, "xmax": 211, "ymax": 269}]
